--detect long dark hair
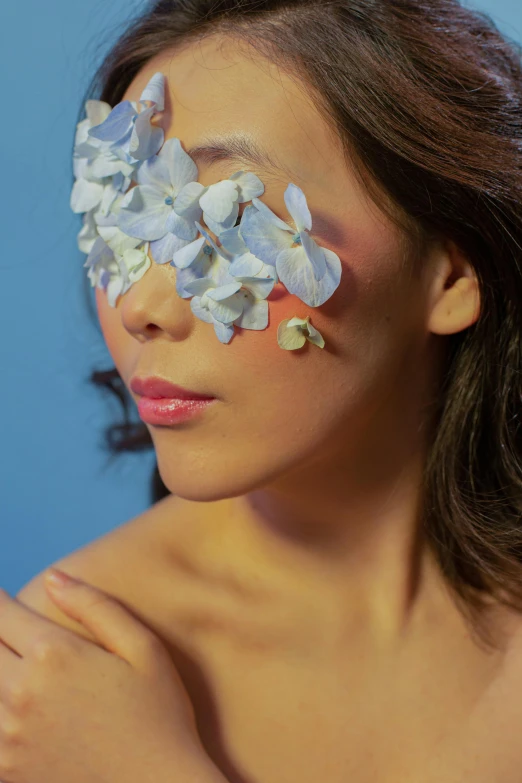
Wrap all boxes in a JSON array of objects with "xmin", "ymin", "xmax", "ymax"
[{"xmin": 81, "ymin": 0, "xmax": 522, "ymax": 647}]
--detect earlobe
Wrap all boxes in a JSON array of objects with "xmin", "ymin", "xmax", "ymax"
[{"xmin": 426, "ymin": 240, "xmax": 481, "ymax": 336}]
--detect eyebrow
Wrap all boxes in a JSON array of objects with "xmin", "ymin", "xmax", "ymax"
[{"xmin": 185, "ymin": 133, "xmax": 293, "ymax": 180}]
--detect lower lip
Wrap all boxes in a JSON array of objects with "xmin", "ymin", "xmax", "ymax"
[{"xmin": 137, "ymin": 397, "xmax": 216, "ymax": 425}]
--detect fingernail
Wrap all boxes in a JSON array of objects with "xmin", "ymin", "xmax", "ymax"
[{"xmin": 46, "ymin": 569, "xmax": 74, "ymax": 588}]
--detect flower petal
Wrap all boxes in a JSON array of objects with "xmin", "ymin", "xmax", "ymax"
[
  {"xmin": 97, "ymin": 225, "xmax": 142, "ymax": 255},
  {"xmin": 300, "ymin": 230, "xmax": 326, "ymax": 279},
  {"xmin": 277, "ymin": 320, "xmax": 307, "ymax": 350},
  {"xmin": 250, "ymin": 197, "xmax": 293, "ymax": 232},
  {"xmin": 163, "ymin": 209, "xmax": 198, "ymax": 241},
  {"xmin": 171, "ymin": 236, "xmax": 205, "ymax": 269},
  {"xmin": 70, "ymin": 179, "xmax": 104, "ymax": 213},
  {"xmin": 85, "ymin": 100, "xmax": 112, "ymax": 128},
  {"xmin": 130, "ymin": 106, "xmax": 164, "ymax": 160},
  {"xmin": 203, "ymin": 205, "xmax": 238, "ymax": 237},
  {"xmin": 283, "ymin": 184, "xmax": 312, "ymax": 232},
  {"xmin": 190, "ymin": 296, "xmax": 214, "ymax": 323},
  {"xmin": 118, "ymin": 185, "xmax": 170, "ymax": 240},
  {"xmin": 207, "ymin": 294, "xmax": 243, "ymax": 323},
  {"xmin": 88, "ymin": 101, "xmax": 136, "ymax": 143},
  {"xmin": 213, "ymin": 319, "xmax": 235, "ymax": 344},
  {"xmin": 200, "ymin": 180, "xmax": 239, "ymax": 222},
  {"xmin": 229, "ymin": 171, "xmax": 264, "ymax": 202},
  {"xmin": 218, "ymin": 224, "xmax": 248, "ymax": 256},
  {"xmin": 229, "ymin": 252, "xmax": 263, "ymax": 277},
  {"xmin": 174, "ymin": 180, "xmax": 205, "ymax": 218},
  {"xmin": 136, "ymin": 150, "xmax": 172, "ymax": 192},
  {"xmin": 165, "ymin": 138, "xmax": 199, "ymax": 190},
  {"xmin": 139, "ymin": 72, "xmax": 165, "ymax": 111},
  {"xmin": 150, "ymin": 232, "xmax": 191, "ymax": 265},
  {"xmin": 206, "ymin": 281, "xmax": 242, "ymax": 301},
  {"xmin": 184, "ymin": 277, "xmax": 214, "ymax": 296},
  {"xmin": 239, "ymin": 204, "xmax": 292, "ymax": 265},
  {"xmin": 305, "ymin": 321, "xmax": 325, "ymax": 348},
  {"xmin": 234, "ymin": 294, "xmax": 269, "ymax": 330},
  {"xmin": 234, "ymin": 275, "xmax": 275, "ymax": 299},
  {"xmin": 276, "ymin": 244, "xmax": 342, "ymax": 307}
]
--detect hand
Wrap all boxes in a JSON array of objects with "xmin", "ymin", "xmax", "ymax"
[{"xmin": 0, "ymin": 569, "xmax": 220, "ymax": 783}]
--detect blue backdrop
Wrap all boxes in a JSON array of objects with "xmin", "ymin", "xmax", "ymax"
[{"xmin": 2, "ymin": 0, "xmax": 521, "ymax": 593}]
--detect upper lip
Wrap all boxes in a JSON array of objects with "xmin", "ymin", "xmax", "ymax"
[{"xmin": 130, "ymin": 376, "xmax": 216, "ymax": 400}]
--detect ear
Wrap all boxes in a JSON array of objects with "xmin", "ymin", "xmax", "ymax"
[{"xmin": 426, "ymin": 239, "xmax": 481, "ymax": 336}]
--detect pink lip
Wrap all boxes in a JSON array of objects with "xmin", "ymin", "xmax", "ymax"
[
  {"xmin": 130, "ymin": 376, "xmax": 217, "ymax": 427},
  {"xmin": 130, "ymin": 376, "xmax": 216, "ymax": 401},
  {"xmin": 136, "ymin": 397, "xmax": 216, "ymax": 426}
]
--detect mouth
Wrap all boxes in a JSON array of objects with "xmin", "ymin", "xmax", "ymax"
[
  {"xmin": 129, "ymin": 376, "xmax": 217, "ymax": 426},
  {"xmin": 129, "ymin": 376, "xmax": 216, "ymax": 401}
]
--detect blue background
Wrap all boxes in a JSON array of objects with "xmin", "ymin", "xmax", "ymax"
[{"xmin": 2, "ymin": 0, "xmax": 521, "ymax": 593}]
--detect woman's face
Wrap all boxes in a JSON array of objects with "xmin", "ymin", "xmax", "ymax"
[{"xmin": 95, "ymin": 36, "xmax": 445, "ymax": 501}]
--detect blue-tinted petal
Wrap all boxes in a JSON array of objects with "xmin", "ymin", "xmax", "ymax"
[
  {"xmin": 89, "ymin": 101, "xmax": 136, "ymax": 143},
  {"xmin": 171, "ymin": 236, "xmax": 205, "ymax": 269},
  {"xmin": 194, "ymin": 221, "xmax": 222, "ymax": 256},
  {"xmin": 165, "ymin": 138, "xmax": 199, "ymax": 190},
  {"xmin": 150, "ymin": 232, "xmax": 191, "ymax": 265},
  {"xmin": 174, "ymin": 180, "xmax": 205, "ymax": 218},
  {"xmin": 207, "ymin": 294, "xmax": 243, "ymax": 323},
  {"xmin": 276, "ymin": 244, "xmax": 342, "ymax": 307},
  {"xmin": 284, "ymin": 184, "xmax": 312, "ymax": 232},
  {"xmin": 218, "ymin": 225, "xmax": 247, "ymax": 256},
  {"xmin": 203, "ymin": 206, "xmax": 238, "ymax": 238},
  {"xmin": 229, "ymin": 252, "xmax": 263, "ymax": 277},
  {"xmin": 207, "ymin": 281, "xmax": 242, "ymax": 301},
  {"xmin": 250, "ymin": 198, "xmax": 293, "ymax": 232},
  {"xmin": 234, "ymin": 294, "xmax": 269, "ymax": 330},
  {"xmin": 300, "ymin": 231, "xmax": 326, "ymax": 279},
  {"xmin": 239, "ymin": 204, "xmax": 292, "ymax": 265},
  {"xmin": 234, "ymin": 276, "xmax": 275, "ymax": 299},
  {"xmin": 200, "ymin": 180, "xmax": 238, "ymax": 222},
  {"xmin": 190, "ymin": 296, "xmax": 214, "ymax": 323},
  {"xmin": 229, "ymin": 171, "xmax": 264, "ymax": 202},
  {"xmin": 164, "ymin": 209, "xmax": 198, "ymax": 241},
  {"xmin": 118, "ymin": 185, "xmax": 169, "ymax": 240},
  {"xmin": 175, "ymin": 255, "xmax": 212, "ymax": 297},
  {"xmin": 136, "ymin": 151, "xmax": 172, "ymax": 192},
  {"xmin": 213, "ymin": 320, "xmax": 235, "ymax": 344},
  {"xmin": 130, "ymin": 106, "xmax": 164, "ymax": 160},
  {"xmin": 184, "ymin": 277, "xmax": 214, "ymax": 296},
  {"xmin": 139, "ymin": 72, "xmax": 165, "ymax": 111}
]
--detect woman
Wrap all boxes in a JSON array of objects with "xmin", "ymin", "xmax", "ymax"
[{"xmin": 8, "ymin": 0, "xmax": 522, "ymax": 780}]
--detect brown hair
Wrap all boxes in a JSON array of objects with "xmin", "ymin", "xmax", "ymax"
[{"xmin": 81, "ymin": 0, "xmax": 522, "ymax": 647}]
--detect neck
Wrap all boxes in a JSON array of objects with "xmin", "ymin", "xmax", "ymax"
[{"xmin": 224, "ymin": 393, "xmax": 452, "ymax": 643}]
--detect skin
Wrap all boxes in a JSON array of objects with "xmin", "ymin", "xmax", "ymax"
[
  {"xmin": 97, "ymin": 34, "xmax": 481, "ymax": 635},
  {"xmin": 83, "ymin": 33, "xmax": 522, "ymax": 781}
]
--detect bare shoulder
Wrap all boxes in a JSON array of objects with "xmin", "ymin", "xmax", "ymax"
[{"xmin": 14, "ymin": 493, "xmax": 202, "ymax": 645}]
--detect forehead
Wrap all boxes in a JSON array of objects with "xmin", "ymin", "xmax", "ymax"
[{"xmin": 123, "ymin": 36, "xmax": 344, "ymax": 189}]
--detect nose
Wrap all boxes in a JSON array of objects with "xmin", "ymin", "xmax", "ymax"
[{"xmin": 119, "ymin": 255, "xmax": 194, "ymax": 343}]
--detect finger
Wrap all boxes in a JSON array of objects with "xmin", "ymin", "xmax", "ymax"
[
  {"xmin": 0, "ymin": 639, "xmax": 21, "ymax": 704},
  {"xmin": 45, "ymin": 574, "xmax": 160, "ymax": 669},
  {"xmin": 0, "ymin": 588, "xmax": 67, "ymax": 658}
]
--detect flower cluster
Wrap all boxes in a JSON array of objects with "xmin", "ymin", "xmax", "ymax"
[{"xmin": 71, "ymin": 72, "xmax": 342, "ymax": 348}]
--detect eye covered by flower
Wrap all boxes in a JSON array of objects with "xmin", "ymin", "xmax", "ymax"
[
  {"xmin": 72, "ymin": 70, "xmax": 343, "ymax": 349},
  {"xmin": 87, "ymin": 72, "xmax": 165, "ymax": 163}
]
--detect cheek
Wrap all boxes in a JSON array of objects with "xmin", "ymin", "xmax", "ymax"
[{"xmin": 95, "ymin": 288, "xmax": 133, "ymax": 374}]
